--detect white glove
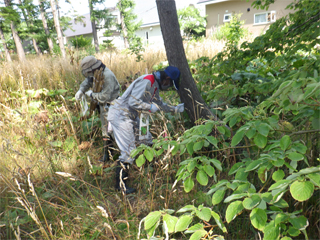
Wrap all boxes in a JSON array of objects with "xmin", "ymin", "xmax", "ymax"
[
  {"xmin": 149, "ymin": 104, "xmax": 159, "ymax": 113},
  {"xmin": 85, "ymin": 90, "xmax": 93, "ymax": 98},
  {"xmin": 75, "ymin": 90, "xmax": 83, "ymax": 101},
  {"xmin": 175, "ymin": 103, "xmax": 184, "ymax": 113}
]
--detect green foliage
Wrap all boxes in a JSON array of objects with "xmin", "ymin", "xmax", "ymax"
[
  {"xmin": 117, "ymin": 0, "xmax": 144, "ymax": 61},
  {"xmin": 177, "ymin": 6, "xmax": 206, "ymax": 39},
  {"xmin": 214, "ymin": 13, "xmax": 248, "ymax": 45},
  {"xmin": 69, "ymin": 35, "xmax": 92, "ymax": 49},
  {"xmin": 135, "ymin": 1, "xmax": 320, "ymax": 239}
]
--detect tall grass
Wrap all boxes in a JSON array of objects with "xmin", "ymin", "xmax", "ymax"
[{"xmin": 0, "ymin": 39, "xmax": 233, "ymax": 239}]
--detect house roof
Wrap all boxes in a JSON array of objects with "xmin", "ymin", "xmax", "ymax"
[{"xmin": 64, "ymin": 13, "xmax": 92, "ymax": 37}]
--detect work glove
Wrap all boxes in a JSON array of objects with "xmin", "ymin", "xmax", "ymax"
[
  {"xmin": 149, "ymin": 104, "xmax": 159, "ymax": 113},
  {"xmin": 75, "ymin": 90, "xmax": 83, "ymax": 101},
  {"xmin": 175, "ymin": 103, "xmax": 184, "ymax": 113},
  {"xmin": 85, "ymin": 90, "xmax": 93, "ymax": 99}
]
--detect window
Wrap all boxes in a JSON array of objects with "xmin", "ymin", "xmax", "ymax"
[
  {"xmin": 223, "ymin": 13, "xmax": 231, "ymax": 22},
  {"xmin": 254, "ymin": 11, "xmax": 276, "ymax": 24}
]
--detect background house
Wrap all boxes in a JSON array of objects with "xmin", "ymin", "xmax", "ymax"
[
  {"xmin": 63, "ymin": 8, "xmax": 125, "ymax": 49},
  {"xmin": 134, "ymin": 0, "xmax": 205, "ymax": 47},
  {"xmin": 63, "ymin": 0, "xmax": 205, "ymax": 49},
  {"xmin": 197, "ymin": 0, "xmax": 292, "ymax": 37}
]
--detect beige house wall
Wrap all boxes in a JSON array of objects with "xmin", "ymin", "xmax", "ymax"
[{"xmin": 205, "ymin": 0, "xmax": 293, "ymax": 37}]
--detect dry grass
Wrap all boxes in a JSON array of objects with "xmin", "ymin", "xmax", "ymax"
[{"xmin": 0, "ymin": 38, "xmax": 228, "ymax": 239}]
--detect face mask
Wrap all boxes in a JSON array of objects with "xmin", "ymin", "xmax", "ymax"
[
  {"xmin": 82, "ymin": 69, "xmax": 94, "ymax": 78},
  {"xmin": 159, "ymin": 79, "xmax": 173, "ymax": 91}
]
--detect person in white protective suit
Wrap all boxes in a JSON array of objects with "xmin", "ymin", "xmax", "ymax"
[
  {"xmin": 107, "ymin": 66, "xmax": 184, "ymax": 194},
  {"xmin": 75, "ymin": 56, "xmax": 120, "ymax": 162}
]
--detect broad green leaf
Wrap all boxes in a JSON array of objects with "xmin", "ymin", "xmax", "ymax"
[
  {"xmin": 175, "ymin": 215, "xmax": 193, "ymax": 232},
  {"xmin": 196, "ymin": 207, "xmax": 211, "ymax": 222},
  {"xmin": 225, "ymin": 201, "xmax": 244, "ymax": 223},
  {"xmin": 250, "ymin": 208, "xmax": 267, "ymax": 230},
  {"xmin": 254, "ymin": 134, "xmax": 267, "ymax": 148},
  {"xmin": 211, "ymin": 211, "xmax": 227, "ymax": 233},
  {"xmin": 263, "ymin": 220, "xmax": 280, "ymax": 240},
  {"xmin": 273, "ymin": 198, "xmax": 289, "ymax": 208},
  {"xmin": 307, "ymin": 173, "xmax": 320, "ymax": 187},
  {"xmin": 275, "ymin": 213, "xmax": 289, "ymax": 226},
  {"xmin": 177, "ymin": 205, "xmax": 195, "ymax": 213},
  {"xmin": 272, "ymin": 170, "xmax": 285, "ymax": 182},
  {"xmin": 206, "ymin": 136, "xmax": 218, "ymax": 148},
  {"xmin": 144, "ymin": 211, "xmax": 161, "ymax": 230},
  {"xmin": 210, "ymin": 159, "xmax": 222, "ymax": 171},
  {"xmin": 163, "ymin": 214, "xmax": 178, "ymax": 233},
  {"xmin": 235, "ymin": 167, "xmax": 249, "ymax": 181},
  {"xmin": 287, "ymin": 152, "xmax": 304, "ymax": 161},
  {"xmin": 228, "ymin": 162, "xmax": 243, "ymax": 175},
  {"xmin": 269, "ymin": 180, "xmax": 291, "ymax": 190},
  {"xmin": 144, "ymin": 148, "xmax": 154, "ymax": 162},
  {"xmin": 184, "ymin": 223, "xmax": 204, "ymax": 234},
  {"xmin": 287, "ymin": 227, "xmax": 300, "ymax": 237},
  {"xmin": 136, "ymin": 154, "xmax": 145, "ymax": 167},
  {"xmin": 204, "ymin": 165, "xmax": 215, "ymax": 177},
  {"xmin": 212, "ymin": 189, "xmax": 226, "ymax": 205},
  {"xmin": 258, "ymin": 166, "xmax": 267, "ymax": 183},
  {"xmin": 217, "ymin": 126, "xmax": 225, "ymax": 134},
  {"xmin": 261, "ymin": 192, "xmax": 273, "ymax": 203},
  {"xmin": 187, "ymin": 142, "xmax": 194, "ymax": 155},
  {"xmin": 280, "ymin": 135, "xmax": 291, "ymax": 151},
  {"xmin": 231, "ymin": 130, "xmax": 246, "ymax": 147},
  {"xmin": 189, "ymin": 230, "xmax": 207, "ymax": 240},
  {"xmin": 292, "ymin": 143, "xmax": 307, "ymax": 154},
  {"xmin": 184, "ymin": 177, "xmax": 194, "ymax": 193},
  {"xmin": 243, "ymin": 195, "xmax": 261, "ymax": 210},
  {"xmin": 257, "ymin": 123, "xmax": 270, "ymax": 137},
  {"xmin": 290, "ymin": 181, "xmax": 314, "ymax": 201},
  {"xmin": 187, "ymin": 161, "xmax": 197, "ymax": 172},
  {"xmin": 246, "ymin": 128, "xmax": 256, "ymax": 139},
  {"xmin": 146, "ymin": 221, "xmax": 158, "ymax": 237},
  {"xmin": 280, "ymin": 237, "xmax": 292, "ymax": 240},
  {"xmin": 245, "ymin": 160, "xmax": 263, "ymax": 172},
  {"xmin": 290, "ymin": 216, "xmax": 308, "ymax": 230},
  {"xmin": 193, "ymin": 141, "xmax": 204, "ymax": 152},
  {"xmin": 196, "ymin": 170, "xmax": 208, "ymax": 186},
  {"xmin": 229, "ymin": 116, "xmax": 238, "ymax": 127}
]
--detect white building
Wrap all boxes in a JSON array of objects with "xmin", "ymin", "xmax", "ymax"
[
  {"xmin": 63, "ymin": 0, "xmax": 205, "ymax": 49},
  {"xmin": 63, "ymin": 7, "xmax": 125, "ymax": 49},
  {"xmin": 134, "ymin": 0, "xmax": 205, "ymax": 47}
]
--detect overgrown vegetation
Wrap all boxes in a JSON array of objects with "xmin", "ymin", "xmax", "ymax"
[{"xmin": 1, "ymin": 0, "xmax": 319, "ymax": 239}]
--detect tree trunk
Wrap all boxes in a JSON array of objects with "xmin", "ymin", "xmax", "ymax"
[
  {"xmin": 49, "ymin": 0, "xmax": 65, "ymax": 58},
  {"xmin": 18, "ymin": 0, "xmax": 41, "ymax": 55},
  {"xmin": 89, "ymin": 0, "xmax": 99, "ymax": 53},
  {"xmin": 156, "ymin": 0, "xmax": 217, "ymax": 123},
  {"xmin": 4, "ymin": 0, "xmax": 26, "ymax": 62},
  {"xmin": 39, "ymin": 0, "xmax": 54, "ymax": 53},
  {"xmin": 118, "ymin": 0, "xmax": 129, "ymax": 48},
  {"xmin": 0, "ymin": 25, "xmax": 12, "ymax": 62}
]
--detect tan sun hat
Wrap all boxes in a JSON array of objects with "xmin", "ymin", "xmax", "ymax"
[{"xmin": 80, "ymin": 56, "xmax": 102, "ymax": 73}]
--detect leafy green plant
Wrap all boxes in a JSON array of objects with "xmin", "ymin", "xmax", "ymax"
[
  {"xmin": 69, "ymin": 35, "xmax": 92, "ymax": 49},
  {"xmin": 177, "ymin": 6, "xmax": 206, "ymax": 40}
]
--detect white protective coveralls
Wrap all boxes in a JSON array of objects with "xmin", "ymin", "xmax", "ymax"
[
  {"xmin": 107, "ymin": 74, "xmax": 177, "ymax": 164},
  {"xmin": 78, "ymin": 67, "xmax": 120, "ymax": 137}
]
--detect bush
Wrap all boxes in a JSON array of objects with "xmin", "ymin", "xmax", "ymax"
[{"xmin": 69, "ymin": 35, "xmax": 92, "ymax": 49}]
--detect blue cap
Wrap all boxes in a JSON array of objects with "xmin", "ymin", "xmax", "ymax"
[{"xmin": 164, "ymin": 66, "xmax": 180, "ymax": 90}]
